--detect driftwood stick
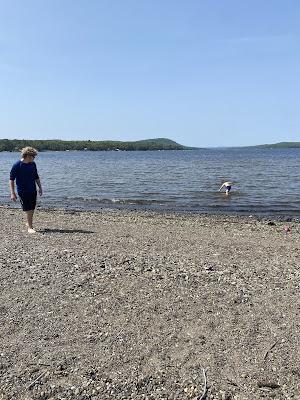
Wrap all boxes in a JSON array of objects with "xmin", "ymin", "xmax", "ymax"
[
  {"xmin": 26, "ymin": 370, "xmax": 47, "ymax": 390},
  {"xmin": 199, "ymin": 368, "xmax": 207, "ymax": 400},
  {"xmin": 263, "ymin": 339, "xmax": 279, "ymax": 360}
]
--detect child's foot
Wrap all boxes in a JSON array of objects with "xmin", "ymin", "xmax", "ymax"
[{"xmin": 28, "ymin": 228, "xmax": 36, "ymax": 234}]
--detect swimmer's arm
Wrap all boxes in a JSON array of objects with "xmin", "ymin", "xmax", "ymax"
[{"xmin": 219, "ymin": 183, "xmax": 224, "ymax": 191}]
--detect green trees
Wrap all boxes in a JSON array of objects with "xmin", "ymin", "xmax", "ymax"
[
  {"xmin": 0, "ymin": 138, "xmax": 189, "ymax": 152},
  {"xmin": 258, "ymin": 142, "xmax": 300, "ymax": 148}
]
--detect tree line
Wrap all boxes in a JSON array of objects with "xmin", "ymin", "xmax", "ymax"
[{"xmin": 0, "ymin": 138, "xmax": 189, "ymax": 152}]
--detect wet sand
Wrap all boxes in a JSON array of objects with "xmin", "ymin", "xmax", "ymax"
[{"xmin": 0, "ymin": 207, "xmax": 299, "ymax": 399}]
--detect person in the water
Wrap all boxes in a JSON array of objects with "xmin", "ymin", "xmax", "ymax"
[{"xmin": 219, "ymin": 181, "xmax": 233, "ymax": 195}]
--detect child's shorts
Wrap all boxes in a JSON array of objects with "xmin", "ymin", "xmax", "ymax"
[{"xmin": 19, "ymin": 192, "xmax": 37, "ymax": 211}]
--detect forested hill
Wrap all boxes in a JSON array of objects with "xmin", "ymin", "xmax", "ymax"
[
  {"xmin": 0, "ymin": 138, "xmax": 191, "ymax": 152},
  {"xmin": 255, "ymin": 142, "xmax": 300, "ymax": 148}
]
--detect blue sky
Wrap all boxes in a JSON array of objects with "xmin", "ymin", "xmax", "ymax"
[{"xmin": 0, "ymin": 0, "xmax": 300, "ymax": 147}]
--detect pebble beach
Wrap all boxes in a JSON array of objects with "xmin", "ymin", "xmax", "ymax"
[{"xmin": 0, "ymin": 207, "xmax": 299, "ymax": 399}]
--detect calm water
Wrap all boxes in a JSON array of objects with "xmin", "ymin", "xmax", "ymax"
[{"xmin": 1, "ymin": 148, "xmax": 300, "ymax": 216}]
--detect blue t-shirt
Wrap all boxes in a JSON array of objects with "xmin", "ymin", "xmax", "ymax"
[{"xmin": 10, "ymin": 160, "xmax": 39, "ymax": 194}]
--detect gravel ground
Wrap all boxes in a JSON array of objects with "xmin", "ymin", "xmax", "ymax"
[{"xmin": 0, "ymin": 207, "xmax": 299, "ymax": 400}]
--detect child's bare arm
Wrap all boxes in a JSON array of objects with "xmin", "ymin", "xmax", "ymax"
[
  {"xmin": 36, "ymin": 178, "xmax": 43, "ymax": 196},
  {"xmin": 9, "ymin": 180, "xmax": 17, "ymax": 201}
]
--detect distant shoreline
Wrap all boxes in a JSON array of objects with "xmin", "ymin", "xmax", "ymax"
[
  {"xmin": 1, "ymin": 138, "xmax": 300, "ymax": 151},
  {"xmin": 0, "ymin": 138, "xmax": 193, "ymax": 152}
]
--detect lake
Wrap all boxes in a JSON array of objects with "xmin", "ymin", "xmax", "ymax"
[{"xmin": 1, "ymin": 148, "xmax": 300, "ymax": 216}]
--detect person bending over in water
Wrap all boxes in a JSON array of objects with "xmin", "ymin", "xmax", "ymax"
[{"xmin": 219, "ymin": 181, "xmax": 233, "ymax": 195}]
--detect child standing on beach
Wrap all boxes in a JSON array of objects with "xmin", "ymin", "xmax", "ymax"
[
  {"xmin": 9, "ymin": 147, "xmax": 43, "ymax": 233},
  {"xmin": 219, "ymin": 181, "xmax": 233, "ymax": 195}
]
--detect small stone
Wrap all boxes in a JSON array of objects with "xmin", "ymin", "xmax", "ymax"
[{"xmin": 257, "ymin": 381, "xmax": 280, "ymax": 389}]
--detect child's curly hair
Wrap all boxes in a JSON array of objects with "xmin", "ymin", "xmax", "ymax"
[{"xmin": 21, "ymin": 147, "xmax": 38, "ymax": 157}]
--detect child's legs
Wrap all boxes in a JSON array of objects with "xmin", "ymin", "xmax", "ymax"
[
  {"xmin": 19, "ymin": 192, "xmax": 37, "ymax": 229},
  {"xmin": 25, "ymin": 210, "xmax": 35, "ymax": 229}
]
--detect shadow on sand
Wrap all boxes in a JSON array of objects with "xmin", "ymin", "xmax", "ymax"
[{"xmin": 41, "ymin": 228, "xmax": 94, "ymax": 234}]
